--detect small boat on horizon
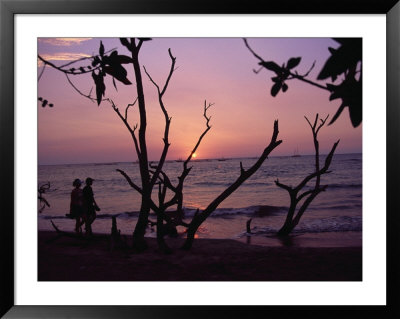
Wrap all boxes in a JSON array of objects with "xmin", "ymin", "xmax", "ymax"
[{"xmin": 292, "ymin": 148, "xmax": 301, "ymax": 157}]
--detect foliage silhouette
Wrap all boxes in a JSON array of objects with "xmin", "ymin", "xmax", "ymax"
[{"xmin": 244, "ymin": 38, "xmax": 362, "ymax": 127}]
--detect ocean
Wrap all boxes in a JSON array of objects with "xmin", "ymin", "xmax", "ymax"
[{"xmin": 38, "ymin": 153, "xmax": 362, "ymax": 242}]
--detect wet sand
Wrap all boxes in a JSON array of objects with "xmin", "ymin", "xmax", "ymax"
[{"xmin": 38, "ymin": 231, "xmax": 361, "ymax": 281}]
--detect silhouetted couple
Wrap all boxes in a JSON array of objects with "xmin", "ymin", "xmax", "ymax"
[{"xmin": 69, "ymin": 177, "xmax": 100, "ymax": 235}]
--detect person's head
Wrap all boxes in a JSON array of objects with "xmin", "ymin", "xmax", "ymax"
[
  {"xmin": 85, "ymin": 177, "xmax": 94, "ymax": 186},
  {"xmin": 73, "ymin": 179, "xmax": 82, "ymax": 188}
]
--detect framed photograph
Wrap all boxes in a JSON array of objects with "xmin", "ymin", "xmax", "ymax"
[{"xmin": 1, "ymin": 0, "xmax": 399, "ymax": 318}]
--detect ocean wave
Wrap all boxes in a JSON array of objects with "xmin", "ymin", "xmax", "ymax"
[
  {"xmin": 327, "ymin": 183, "xmax": 362, "ymax": 189},
  {"xmin": 240, "ymin": 216, "xmax": 362, "ymax": 236},
  {"xmin": 38, "ymin": 203, "xmax": 360, "ymax": 223},
  {"xmin": 39, "ymin": 205, "xmax": 288, "ymax": 220}
]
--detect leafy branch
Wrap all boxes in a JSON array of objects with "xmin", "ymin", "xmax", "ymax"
[{"xmin": 244, "ymin": 38, "xmax": 362, "ymax": 127}]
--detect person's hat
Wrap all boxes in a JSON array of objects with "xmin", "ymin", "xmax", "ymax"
[
  {"xmin": 73, "ymin": 179, "xmax": 82, "ymax": 187},
  {"xmin": 86, "ymin": 177, "xmax": 95, "ymax": 184}
]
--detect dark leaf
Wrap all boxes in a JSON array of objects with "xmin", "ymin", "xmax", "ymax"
[
  {"xmin": 282, "ymin": 83, "xmax": 288, "ymax": 92},
  {"xmin": 271, "ymin": 76, "xmax": 279, "ymax": 83},
  {"xmin": 286, "ymin": 57, "xmax": 301, "ymax": 69},
  {"xmin": 329, "ymin": 103, "xmax": 346, "ymax": 125},
  {"xmin": 88, "ymin": 66, "xmax": 92, "ymax": 70},
  {"xmin": 69, "ymin": 68, "xmax": 75, "ymax": 72},
  {"xmin": 49, "ymin": 103, "xmax": 54, "ymax": 107},
  {"xmin": 327, "ymin": 75, "xmax": 362, "ymax": 127},
  {"xmin": 103, "ymin": 65, "xmax": 131, "ymax": 85},
  {"xmin": 348, "ymin": 94, "xmax": 362, "ymax": 127},
  {"xmin": 271, "ymin": 82, "xmax": 282, "ymax": 97},
  {"xmin": 42, "ymin": 100, "xmax": 48, "ymax": 107},
  {"xmin": 110, "ymin": 50, "xmax": 118, "ymax": 59},
  {"xmin": 318, "ymin": 38, "xmax": 361, "ymax": 81},
  {"xmin": 102, "ymin": 55, "xmax": 110, "ymax": 65},
  {"xmin": 117, "ymin": 55, "xmax": 134, "ymax": 64},
  {"xmin": 332, "ymin": 38, "xmax": 353, "ymax": 45},
  {"xmin": 92, "ymin": 71, "xmax": 106, "ymax": 106},
  {"xmin": 259, "ymin": 61, "xmax": 281, "ymax": 73},
  {"xmin": 92, "ymin": 57, "xmax": 100, "ymax": 67},
  {"xmin": 38, "ymin": 97, "xmax": 43, "ymax": 101},
  {"xmin": 99, "ymin": 41, "xmax": 105, "ymax": 57},
  {"xmin": 79, "ymin": 67, "xmax": 85, "ymax": 72}
]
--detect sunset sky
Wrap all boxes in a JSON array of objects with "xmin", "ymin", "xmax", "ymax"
[{"xmin": 38, "ymin": 37, "xmax": 362, "ymax": 165}]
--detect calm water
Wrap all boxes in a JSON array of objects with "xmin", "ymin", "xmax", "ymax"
[{"xmin": 38, "ymin": 153, "xmax": 362, "ymax": 240}]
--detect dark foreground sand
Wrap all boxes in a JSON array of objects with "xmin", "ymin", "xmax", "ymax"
[{"xmin": 38, "ymin": 231, "xmax": 361, "ymax": 281}]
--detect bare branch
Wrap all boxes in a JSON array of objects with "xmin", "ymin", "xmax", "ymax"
[
  {"xmin": 116, "ymin": 169, "xmax": 142, "ymax": 194},
  {"xmin": 275, "ymin": 179, "xmax": 293, "ymax": 193},
  {"xmin": 197, "ymin": 120, "xmax": 281, "ymax": 222},
  {"xmin": 125, "ymin": 98, "xmax": 138, "ymax": 121},
  {"xmin": 161, "ymin": 49, "xmax": 177, "ymax": 96},
  {"xmin": 300, "ymin": 60, "xmax": 316, "ymax": 78},
  {"xmin": 184, "ymin": 101, "xmax": 213, "ymax": 167},
  {"xmin": 243, "ymin": 40, "xmax": 329, "ymax": 92},
  {"xmin": 143, "ymin": 50, "xmax": 177, "ymax": 189},
  {"xmin": 316, "ymin": 114, "xmax": 329, "ymax": 135},
  {"xmin": 38, "ymin": 55, "xmax": 101, "ymax": 75},
  {"xmin": 57, "ymin": 47, "xmax": 116, "ymax": 69},
  {"xmin": 312, "ymin": 114, "xmax": 318, "ymax": 130},
  {"xmin": 136, "ymin": 39, "xmax": 144, "ymax": 52},
  {"xmin": 296, "ymin": 189, "xmax": 314, "ymax": 203},
  {"xmin": 38, "ymin": 65, "xmax": 46, "ymax": 82},
  {"xmin": 243, "ymin": 38, "xmax": 265, "ymax": 63},
  {"xmin": 304, "ymin": 115, "xmax": 313, "ymax": 130},
  {"xmin": 106, "ymin": 99, "xmax": 141, "ymax": 157},
  {"xmin": 240, "ymin": 161, "xmax": 245, "ymax": 175},
  {"xmin": 65, "ymin": 73, "xmax": 97, "ymax": 103}
]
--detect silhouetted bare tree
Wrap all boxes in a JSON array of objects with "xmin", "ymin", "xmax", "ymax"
[
  {"xmin": 244, "ymin": 38, "xmax": 362, "ymax": 127},
  {"xmin": 275, "ymin": 114, "xmax": 339, "ymax": 236},
  {"xmin": 39, "ymin": 38, "xmax": 283, "ymax": 252}
]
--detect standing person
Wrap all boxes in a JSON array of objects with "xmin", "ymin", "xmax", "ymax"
[
  {"xmin": 69, "ymin": 178, "xmax": 84, "ymax": 234},
  {"xmin": 82, "ymin": 177, "xmax": 100, "ymax": 236}
]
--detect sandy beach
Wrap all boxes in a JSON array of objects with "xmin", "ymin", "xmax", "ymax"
[{"xmin": 38, "ymin": 231, "xmax": 361, "ymax": 281}]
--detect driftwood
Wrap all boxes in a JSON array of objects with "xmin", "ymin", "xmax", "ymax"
[
  {"xmin": 246, "ymin": 218, "xmax": 253, "ymax": 233},
  {"xmin": 110, "ymin": 216, "xmax": 128, "ymax": 251},
  {"xmin": 47, "ymin": 220, "xmax": 92, "ymax": 243},
  {"xmin": 182, "ymin": 120, "xmax": 282, "ymax": 250}
]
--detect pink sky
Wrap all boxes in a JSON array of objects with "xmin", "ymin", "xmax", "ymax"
[{"xmin": 38, "ymin": 38, "xmax": 361, "ymax": 165}]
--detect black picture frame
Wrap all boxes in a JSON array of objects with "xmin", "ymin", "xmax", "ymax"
[{"xmin": 1, "ymin": 0, "xmax": 399, "ymax": 318}]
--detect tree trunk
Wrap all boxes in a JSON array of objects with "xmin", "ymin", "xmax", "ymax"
[
  {"xmin": 181, "ymin": 226, "xmax": 196, "ymax": 250},
  {"xmin": 130, "ymin": 44, "xmax": 151, "ymax": 251},
  {"xmin": 156, "ymin": 211, "xmax": 172, "ymax": 254},
  {"xmin": 277, "ymin": 222, "xmax": 296, "ymax": 237},
  {"xmin": 132, "ymin": 197, "xmax": 150, "ymax": 251}
]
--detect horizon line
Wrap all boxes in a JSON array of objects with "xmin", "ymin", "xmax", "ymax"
[{"xmin": 38, "ymin": 152, "xmax": 362, "ymax": 166}]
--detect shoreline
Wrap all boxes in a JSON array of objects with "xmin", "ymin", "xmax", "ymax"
[{"xmin": 38, "ymin": 230, "xmax": 362, "ymax": 281}]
